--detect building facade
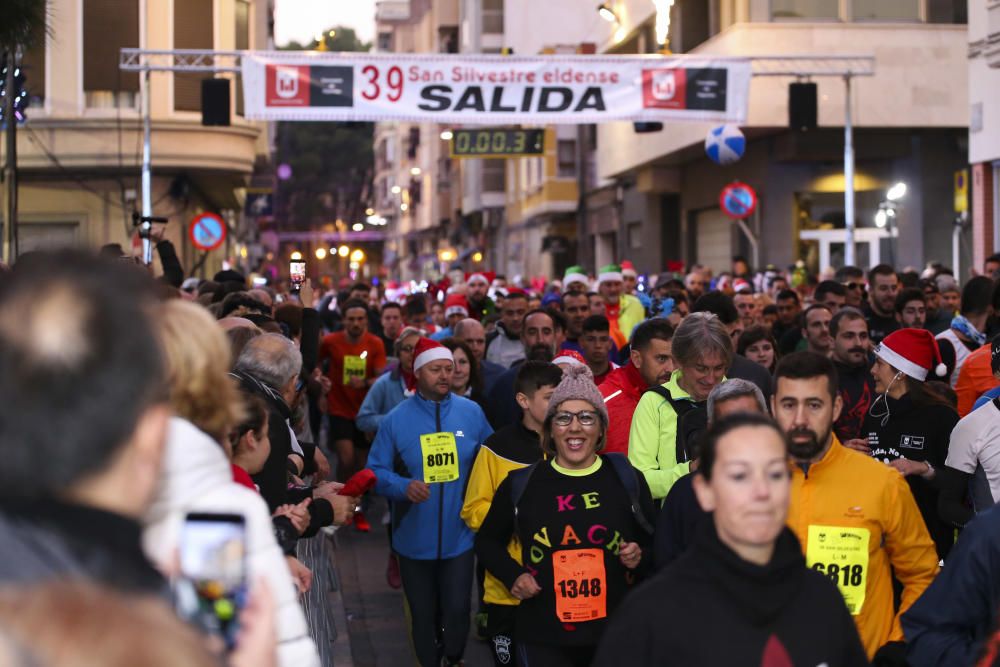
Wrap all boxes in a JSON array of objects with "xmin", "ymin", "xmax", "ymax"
[
  {"xmin": 593, "ymin": 0, "xmax": 968, "ymax": 277},
  {"xmin": 5, "ymin": 0, "xmax": 270, "ymax": 277},
  {"xmin": 968, "ymin": 0, "xmax": 1000, "ymax": 272}
]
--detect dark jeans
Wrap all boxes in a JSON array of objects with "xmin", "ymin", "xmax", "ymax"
[{"xmin": 398, "ymin": 550, "xmax": 474, "ymax": 667}]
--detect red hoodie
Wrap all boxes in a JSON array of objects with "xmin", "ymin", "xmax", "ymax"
[{"xmin": 598, "ymin": 362, "xmax": 647, "ymax": 455}]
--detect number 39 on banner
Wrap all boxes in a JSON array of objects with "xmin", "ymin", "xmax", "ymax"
[{"xmin": 361, "ymin": 65, "xmax": 404, "ymax": 102}]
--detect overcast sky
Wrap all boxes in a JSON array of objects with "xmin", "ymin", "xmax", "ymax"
[{"xmin": 273, "ymin": 0, "xmax": 376, "ymax": 47}]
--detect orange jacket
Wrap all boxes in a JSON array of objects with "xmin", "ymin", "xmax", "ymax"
[
  {"xmin": 788, "ymin": 437, "xmax": 939, "ymax": 658},
  {"xmin": 955, "ymin": 343, "xmax": 995, "ymax": 416}
]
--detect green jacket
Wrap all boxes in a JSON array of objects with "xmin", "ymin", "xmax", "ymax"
[
  {"xmin": 618, "ymin": 294, "xmax": 644, "ymax": 342},
  {"xmin": 627, "ymin": 370, "xmax": 709, "ymax": 500}
]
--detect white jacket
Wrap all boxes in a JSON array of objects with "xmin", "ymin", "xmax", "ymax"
[{"xmin": 143, "ymin": 417, "xmax": 320, "ymax": 667}]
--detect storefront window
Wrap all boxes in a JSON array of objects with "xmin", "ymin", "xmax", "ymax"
[
  {"xmin": 851, "ymin": 0, "xmax": 920, "ymax": 20},
  {"xmin": 771, "ymin": 0, "xmax": 839, "ymax": 20}
]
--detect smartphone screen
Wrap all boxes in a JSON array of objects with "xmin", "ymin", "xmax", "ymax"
[
  {"xmin": 290, "ymin": 261, "xmax": 306, "ymax": 290},
  {"xmin": 176, "ymin": 513, "xmax": 247, "ymax": 650}
]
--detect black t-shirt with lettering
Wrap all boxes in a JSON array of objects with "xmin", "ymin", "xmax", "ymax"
[
  {"xmin": 862, "ymin": 393, "xmax": 959, "ymax": 557},
  {"xmin": 475, "ymin": 458, "xmax": 655, "ymax": 648}
]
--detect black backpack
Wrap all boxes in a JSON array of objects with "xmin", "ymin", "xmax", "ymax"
[
  {"xmin": 644, "ymin": 386, "xmax": 707, "ymax": 465},
  {"xmin": 506, "ymin": 452, "xmax": 654, "ymax": 536}
]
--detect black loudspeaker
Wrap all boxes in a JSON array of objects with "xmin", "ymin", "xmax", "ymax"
[
  {"xmin": 202, "ymin": 78, "xmax": 231, "ymax": 127},
  {"xmin": 633, "ymin": 122, "xmax": 664, "ymax": 133},
  {"xmin": 789, "ymin": 82, "xmax": 817, "ymax": 131}
]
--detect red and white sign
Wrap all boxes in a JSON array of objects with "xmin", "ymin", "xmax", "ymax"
[
  {"xmin": 719, "ymin": 182, "xmax": 758, "ymax": 220},
  {"xmin": 242, "ymin": 52, "xmax": 751, "ymax": 124},
  {"xmin": 188, "ymin": 212, "xmax": 228, "ymax": 252}
]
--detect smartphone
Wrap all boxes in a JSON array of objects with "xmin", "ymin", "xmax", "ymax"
[
  {"xmin": 176, "ymin": 512, "xmax": 247, "ymax": 650},
  {"xmin": 290, "ymin": 261, "xmax": 306, "ymax": 291}
]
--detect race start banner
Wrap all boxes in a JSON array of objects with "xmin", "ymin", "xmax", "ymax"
[{"xmin": 241, "ymin": 52, "xmax": 752, "ymax": 125}]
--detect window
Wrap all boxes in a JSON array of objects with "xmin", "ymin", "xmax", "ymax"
[
  {"xmin": 851, "ymin": 0, "xmax": 919, "ymax": 20},
  {"xmin": 378, "ymin": 32, "xmax": 393, "ymax": 52},
  {"xmin": 771, "ymin": 0, "xmax": 839, "ymax": 19},
  {"xmin": 20, "ymin": 38, "xmax": 46, "ymax": 107},
  {"xmin": 557, "ymin": 140, "xmax": 577, "ymax": 178},
  {"xmin": 628, "ymin": 222, "xmax": 643, "ymax": 250},
  {"xmin": 83, "ymin": 0, "xmax": 139, "ymax": 106},
  {"xmin": 483, "ymin": 0, "xmax": 504, "ymax": 34},
  {"xmin": 483, "ymin": 159, "xmax": 505, "ymax": 193},
  {"xmin": 174, "ymin": 0, "xmax": 214, "ymax": 112},
  {"xmin": 235, "ymin": 0, "xmax": 249, "ymax": 115},
  {"xmin": 927, "ymin": 0, "xmax": 966, "ymax": 23}
]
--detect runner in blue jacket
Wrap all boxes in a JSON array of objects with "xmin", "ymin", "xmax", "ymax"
[{"xmin": 368, "ymin": 337, "xmax": 493, "ymax": 667}]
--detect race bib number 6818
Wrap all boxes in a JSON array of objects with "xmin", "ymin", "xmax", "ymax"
[{"xmin": 806, "ymin": 525, "xmax": 870, "ymax": 615}]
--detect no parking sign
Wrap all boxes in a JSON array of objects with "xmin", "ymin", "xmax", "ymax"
[
  {"xmin": 719, "ymin": 182, "xmax": 758, "ymax": 220},
  {"xmin": 188, "ymin": 212, "xmax": 228, "ymax": 252}
]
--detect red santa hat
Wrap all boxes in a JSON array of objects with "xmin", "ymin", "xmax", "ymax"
[
  {"xmin": 621, "ymin": 260, "xmax": 637, "ymax": 278},
  {"xmin": 466, "ymin": 272, "xmax": 491, "ymax": 286},
  {"xmin": 552, "ymin": 349, "xmax": 587, "ymax": 367},
  {"xmin": 874, "ymin": 328, "xmax": 947, "ymax": 382},
  {"xmin": 444, "ymin": 293, "xmax": 469, "ymax": 318},
  {"xmin": 412, "ymin": 337, "xmax": 454, "ymax": 373}
]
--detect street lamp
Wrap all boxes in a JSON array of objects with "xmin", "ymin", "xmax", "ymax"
[
  {"xmin": 338, "ymin": 245, "xmax": 350, "ymax": 258},
  {"xmin": 887, "ymin": 182, "xmax": 907, "ymax": 202},
  {"xmin": 597, "ymin": 3, "xmax": 618, "ymax": 22},
  {"xmin": 315, "ymin": 247, "xmax": 327, "ymax": 260}
]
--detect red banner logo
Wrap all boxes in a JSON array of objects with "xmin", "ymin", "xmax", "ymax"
[
  {"xmin": 642, "ymin": 68, "xmax": 686, "ymax": 109},
  {"xmin": 266, "ymin": 65, "xmax": 310, "ymax": 106}
]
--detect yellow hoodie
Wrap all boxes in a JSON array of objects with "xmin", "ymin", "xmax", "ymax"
[{"xmin": 788, "ymin": 437, "xmax": 939, "ymax": 658}]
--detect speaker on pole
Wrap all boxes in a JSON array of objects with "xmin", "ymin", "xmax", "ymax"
[
  {"xmin": 788, "ymin": 82, "xmax": 817, "ymax": 131},
  {"xmin": 201, "ymin": 78, "xmax": 231, "ymax": 127}
]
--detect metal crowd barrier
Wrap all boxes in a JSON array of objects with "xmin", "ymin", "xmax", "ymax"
[{"xmin": 297, "ymin": 532, "xmax": 339, "ymax": 665}]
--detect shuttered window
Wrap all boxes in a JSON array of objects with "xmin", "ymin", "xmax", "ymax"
[
  {"xmin": 83, "ymin": 0, "xmax": 139, "ymax": 92},
  {"xmin": 174, "ymin": 0, "xmax": 214, "ymax": 111},
  {"xmin": 21, "ymin": 38, "xmax": 46, "ymax": 105}
]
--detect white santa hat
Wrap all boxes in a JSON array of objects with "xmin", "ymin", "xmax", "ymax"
[{"xmin": 413, "ymin": 337, "xmax": 455, "ymax": 373}]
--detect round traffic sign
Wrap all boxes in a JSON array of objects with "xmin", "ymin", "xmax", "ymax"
[
  {"xmin": 719, "ymin": 182, "xmax": 758, "ymax": 220},
  {"xmin": 188, "ymin": 212, "xmax": 227, "ymax": 252}
]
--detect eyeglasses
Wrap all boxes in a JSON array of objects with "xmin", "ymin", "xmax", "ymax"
[
  {"xmin": 552, "ymin": 410, "xmax": 599, "ymax": 428},
  {"xmin": 842, "ymin": 282, "xmax": 863, "ymax": 290}
]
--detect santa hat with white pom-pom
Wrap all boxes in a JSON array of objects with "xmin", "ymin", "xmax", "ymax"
[{"xmin": 874, "ymin": 328, "xmax": 947, "ymax": 382}]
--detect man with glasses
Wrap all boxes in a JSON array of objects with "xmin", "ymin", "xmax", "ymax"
[{"xmin": 835, "ymin": 266, "xmax": 866, "ymax": 310}]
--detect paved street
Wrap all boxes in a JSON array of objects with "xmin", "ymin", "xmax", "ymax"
[{"xmin": 334, "ymin": 498, "xmax": 494, "ymax": 667}]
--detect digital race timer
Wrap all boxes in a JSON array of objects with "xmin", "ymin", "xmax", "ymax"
[{"xmin": 449, "ymin": 129, "xmax": 545, "ymax": 158}]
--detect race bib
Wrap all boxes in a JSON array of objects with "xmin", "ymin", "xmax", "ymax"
[
  {"xmin": 806, "ymin": 525, "xmax": 870, "ymax": 615},
  {"xmin": 420, "ymin": 432, "xmax": 459, "ymax": 484},
  {"xmin": 343, "ymin": 355, "xmax": 366, "ymax": 385},
  {"xmin": 552, "ymin": 548, "xmax": 607, "ymax": 622}
]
